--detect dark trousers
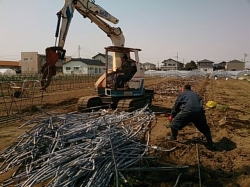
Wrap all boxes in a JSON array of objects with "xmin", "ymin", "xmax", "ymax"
[
  {"xmin": 115, "ymin": 74, "xmax": 133, "ymax": 88},
  {"xmin": 170, "ymin": 110, "xmax": 211, "ymax": 135}
]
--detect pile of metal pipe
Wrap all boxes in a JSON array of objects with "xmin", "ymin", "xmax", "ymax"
[
  {"xmin": 148, "ymin": 77, "xmax": 204, "ymax": 96},
  {"xmin": 0, "ymin": 106, "xmax": 162, "ymax": 187}
]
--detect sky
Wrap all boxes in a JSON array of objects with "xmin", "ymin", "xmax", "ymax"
[{"xmin": 0, "ymin": 0, "xmax": 250, "ymax": 67}]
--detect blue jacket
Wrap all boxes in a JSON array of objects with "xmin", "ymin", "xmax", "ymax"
[{"xmin": 171, "ymin": 90, "xmax": 204, "ymax": 117}]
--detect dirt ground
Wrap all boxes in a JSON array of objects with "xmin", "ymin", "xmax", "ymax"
[
  {"xmin": 146, "ymin": 77, "xmax": 250, "ymax": 187},
  {"xmin": 0, "ymin": 76, "xmax": 250, "ymax": 186}
]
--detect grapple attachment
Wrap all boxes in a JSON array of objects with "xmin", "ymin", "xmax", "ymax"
[{"xmin": 40, "ymin": 47, "xmax": 65, "ymax": 90}]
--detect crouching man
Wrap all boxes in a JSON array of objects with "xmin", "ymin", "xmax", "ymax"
[{"xmin": 167, "ymin": 84, "xmax": 216, "ymax": 151}]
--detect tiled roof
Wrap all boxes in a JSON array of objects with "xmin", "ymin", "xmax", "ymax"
[
  {"xmin": 197, "ymin": 59, "xmax": 214, "ymax": 63},
  {"xmin": 64, "ymin": 58, "xmax": 105, "ymax": 66},
  {"xmin": 143, "ymin": 62, "xmax": 155, "ymax": 65},
  {"xmin": 162, "ymin": 58, "xmax": 184, "ymax": 65},
  {"xmin": 227, "ymin": 60, "xmax": 244, "ymax": 63},
  {"xmin": 0, "ymin": 61, "xmax": 19, "ymax": 66},
  {"xmin": 92, "ymin": 53, "xmax": 105, "ymax": 58}
]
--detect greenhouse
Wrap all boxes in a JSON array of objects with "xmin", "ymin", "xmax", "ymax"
[
  {"xmin": 145, "ymin": 69, "xmax": 250, "ymax": 79},
  {"xmin": 209, "ymin": 70, "xmax": 250, "ymax": 79},
  {"xmin": 145, "ymin": 70, "xmax": 208, "ymax": 77},
  {"xmin": 0, "ymin": 68, "xmax": 16, "ymax": 76}
]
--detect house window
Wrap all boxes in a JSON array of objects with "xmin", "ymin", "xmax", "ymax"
[
  {"xmin": 74, "ymin": 67, "xmax": 79, "ymax": 70},
  {"xmin": 95, "ymin": 68, "xmax": 98, "ymax": 73},
  {"xmin": 66, "ymin": 67, "xmax": 71, "ymax": 70},
  {"xmin": 24, "ymin": 58, "xmax": 28, "ymax": 61},
  {"xmin": 39, "ymin": 57, "xmax": 45, "ymax": 61}
]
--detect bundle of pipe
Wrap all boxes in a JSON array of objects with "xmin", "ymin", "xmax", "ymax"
[{"xmin": 0, "ymin": 105, "xmax": 158, "ymax": 187}]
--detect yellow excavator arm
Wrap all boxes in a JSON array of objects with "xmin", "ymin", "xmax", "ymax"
[{"xmin": 57, "ymin": 0, "xmax": 125, "ymax": 48}]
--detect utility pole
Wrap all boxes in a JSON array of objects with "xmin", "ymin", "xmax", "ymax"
[
  {"xmin": 244, "ymin": 53, "xmax": 249, "ymax": 69},
  {"xmin": 183, "ymin": 58, "xmax": 185, "ymax": 70},
  {"xmin": 78, "ymin": 45, "xmax": 81, "ymax": 58},
  {"xmin": 176, "ymin": 52, "xmax": 178, "ymax": 70},
  {"xmin": 244, "ymin": 53, "xmax": 248, "ymax": 63}
]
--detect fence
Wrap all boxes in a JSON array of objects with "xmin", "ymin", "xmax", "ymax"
[{"xmin": 0, "ymin": 74, "xmax": 99, "ymax": 123}]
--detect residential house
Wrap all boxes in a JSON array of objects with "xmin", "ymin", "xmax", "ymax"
[
  {"xmin": 63, "ymin": 58, "xmax": 105, "ymax": 75},
  {"xmin": 19, "ymin": 52, "xmax": 71, "ymax": 74},
  {"xmin": 213, "ymin": 61, "xmax": 226, "ymax": 70},
  {"xmin": 0, "ymin": 60, "xmax": 20, "ymax": 73},
  {"xmin": 225, "ymin": 60, "xmax": 245, "ymax": 71},
  {"xmin": 92, "ymin": 53, "xmax": 105, "ymax": 62},
  {"xmin": 160, "ymin": 58, "xmax": 184, "ymax": 71},
  {"xmin": 143, "ymin": 62, "xmax": 156, "ymax": 70},
  {"xmin": 92, "ymin": 53, "xmax": 112, "ymax": 69},
  {"xmin": 197, "ymin": 59, "xmax": 214, "ymax": 73}
]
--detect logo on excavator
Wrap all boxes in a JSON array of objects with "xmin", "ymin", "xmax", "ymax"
[
  {"xmin": 63, "ymin": 5, "xmax": 73, "ymax": 41},
  {"xmin": 99, "ymin": 9, "xmax": 111, "ymax": 19}
]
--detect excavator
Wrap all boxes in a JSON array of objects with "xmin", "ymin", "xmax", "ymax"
[{"xmin": 42, "ymin": 0, "xmax": 154, "ymax": 111}]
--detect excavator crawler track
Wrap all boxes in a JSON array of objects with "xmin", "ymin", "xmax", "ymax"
[
  {"xmin": 77, "ymin": 94, "xmax": 152, "ymax": 112},
  {"xmin": 77, "ymin": 96, "xmax": 103, "ymax": 111},
  {"xmin": 117, "ymin": 95, "xmax": 152, "ymax": 112}
]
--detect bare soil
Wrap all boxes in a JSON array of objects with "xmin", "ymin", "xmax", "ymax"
[{"xmin": 0, "ymin": 77, "xmax": 250, "ymax": 186}]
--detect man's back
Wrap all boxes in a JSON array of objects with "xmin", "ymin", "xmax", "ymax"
[{"xmin": 178, "ymin": 90, "xmax": 203, "ymax": 112}]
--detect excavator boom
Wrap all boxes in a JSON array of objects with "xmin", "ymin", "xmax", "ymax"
[
  {"xmin": 57, "ymin": 0, "xmax": 124, "ymax": 48},
  {"xmin": 41, "ymin": 0, "xmax": 125, "ymax": 90},
  {"xmin": 42, "ymin": 0, "xmax": 154, "ymax": 111}
]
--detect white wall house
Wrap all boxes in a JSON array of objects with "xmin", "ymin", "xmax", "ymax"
[
  {"xmin": 197, "ymin": 59, "xmax": 214, "ymax": 73},
  {"xmin": 161, "ymin": 58, "xmax": 184, "ymax": 71},
  {"xmin": 63, "ymin": 58, "xmax": 105, "ymax": 75},
  {"xmin": 143, "ymin": 62, "xmax": 157, "ymax": 70}
]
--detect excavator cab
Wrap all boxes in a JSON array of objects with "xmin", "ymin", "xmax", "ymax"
[
  {"xmin": 95, "ymin": 46, "xmax": 144, "ymax": 96},
  {"xmin": 77, "ymin": 46, "xmax": 154, "ymax": 111}
]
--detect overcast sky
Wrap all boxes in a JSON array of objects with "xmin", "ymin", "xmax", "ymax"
[{"xmin": 0, "ymin": 0, "xmax": 249, "ymax": 66}]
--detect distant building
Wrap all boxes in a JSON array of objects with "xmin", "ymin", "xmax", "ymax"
[
  {"xmin": 225, "ymin": 60, "xmax": 245, "ymax": 71},
  {"xmin": 0, "ymin": 60, "xmax": 20, "ymax": 73},
  {"xmin": 143, "ymin": 62, "xmax": 156, "ymax": 70},
  {"xmin": 19, "ymin": 52, "xmax": 43, "ymax": 74},
  {"xmin": 160, "ymin": 58, "xmax": 184, "ymax": 71},
  {"xmin": 92, "ymin": 53, "xmax": 112, "ymax": 69},
  {"xmin": 197, "ymin": 59, "xmax": 214, "ymax": 73},
  {"xmin": 63, "ymin": 58, "xmax": 105, "ymax": 75},
  {"xmin": 92, "ymin": 53, "xmax": 105, "ymax": 62},
  {"xmin": 213, "ymin": 61, "xmax": 226, "ymax": 70},
  {"xmin": 19, "ymin": 52, "xmax": 71, "ymax": 74}
]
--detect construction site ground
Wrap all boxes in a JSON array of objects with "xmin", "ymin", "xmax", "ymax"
[{"xmin": 0, "ymin": 76, "xmax": 250, "ymax": 186}]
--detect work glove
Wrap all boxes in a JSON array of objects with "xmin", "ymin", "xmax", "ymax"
[
  {"xmin": 165, "ymin": 115, "xmax": 173, "ymax": 128},
  {"xmin": 167, "ymin": 116, "xmax": 173, "ymax": 122}
]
